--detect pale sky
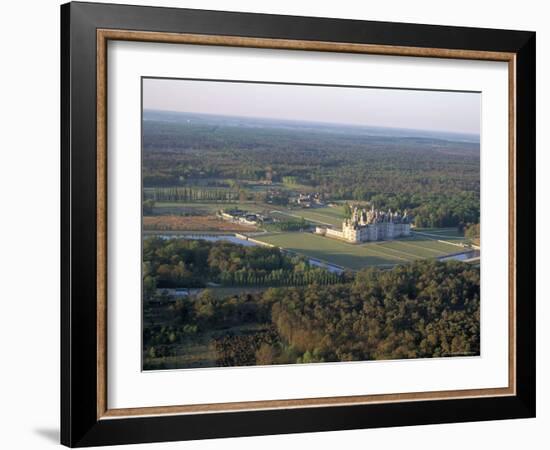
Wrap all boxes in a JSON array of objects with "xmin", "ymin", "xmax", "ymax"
[{"xmin": 143, "ymin": 78, "xmax": 480, "ymax": 135}]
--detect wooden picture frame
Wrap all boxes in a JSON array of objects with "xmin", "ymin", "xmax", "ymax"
[{"xmin": 61, "ymin": 1, "xmax": 535, "ymax": 447}]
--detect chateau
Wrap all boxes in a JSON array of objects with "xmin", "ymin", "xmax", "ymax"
[{"xmin": 316, "ymin": 206, "xmax": 411, "ymax": 243}]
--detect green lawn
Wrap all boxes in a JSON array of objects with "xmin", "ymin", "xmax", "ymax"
[
  {"xmin": 254, "ymin": 231, "xmax": 464, "ymax": 270},
  {"xmin": 269, "ymin": 205, "xmax": 345, "ymax": 227},
  {"xmin": 411, "ymin": 227, "xmax": 466, "ymax": 243}
]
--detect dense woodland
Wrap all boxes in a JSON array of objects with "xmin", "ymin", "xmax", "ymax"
[
  {"xmin": 143, "ymin": 238, "xmax": 344, "ymax": 293},
  {"xmin": 143, "ymin": 110, "xmax": 480, "ymax": 227},
  {"xmin": 143, "ymin": 258, "xmax": 480, "ymax": 368}
]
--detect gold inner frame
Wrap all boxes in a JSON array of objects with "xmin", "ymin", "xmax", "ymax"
[{"xmin": 96, "ymin": 29, "xmax": 517, "ymax": 420}]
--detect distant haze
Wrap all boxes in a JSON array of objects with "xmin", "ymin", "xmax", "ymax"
[{"xmin": 143, "ymin": 78, "xmax": 480, "ymax": 136}]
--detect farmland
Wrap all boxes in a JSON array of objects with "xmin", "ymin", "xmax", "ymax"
[{"xmin": 143, "ymin": 215, "xmax": 255, "ymax": 232}]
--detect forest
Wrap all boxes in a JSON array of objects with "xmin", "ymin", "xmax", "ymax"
[
  {"xmin": 143, "ymin": 259, "xmax": 480, "ymax": 369},
  {"xmin": 143, "ymin": 238, "xmax": 344, "ymax": 293},
  {"xmin": 142, "ymin": 110, "xmax": 480, "ymax": 227}
]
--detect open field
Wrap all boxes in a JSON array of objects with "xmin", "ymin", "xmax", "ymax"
[
  {"xmin": 152, "ymin": 201, "xmax": 269, "ymax": 215},
  {"xmin": 151, "ymin": 201, "xmax": 347, "ymax": 229},
  {"xmin": 411, "ymin": 227, "xmax": 467, "ymax": 244},
  {"xmin": 254, "ymin": 231, "xmax": 464, "ymax": 270},
  {"xmin": 270, "ymin": 205, "xmax": 345, "ymax": 227},
  {"xmin": 143, "ymin": 215, "xmax": 256, "ymax": 232},
  {"xmin": 414, "ymin": 227, "xmax": 464, "ymax": 236}
]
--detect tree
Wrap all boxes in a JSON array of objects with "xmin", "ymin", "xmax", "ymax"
[
  {"xmin": 143, "ymin": 275, "xmax": 157, "ymax": 299},
  {"xmin": 255, "ymin": 343, "xmax": 275, "ymax": 365},
  {"xmin": 343, "ymin": 203, "xmax": 352, "ymax": 219},
  {"xmin": 142, "ymin": 199, "xmax": 155, "ymax": 215},
  {"xmin": 465, "ymin": 223, "xmax": 480, "ymax": 241}
]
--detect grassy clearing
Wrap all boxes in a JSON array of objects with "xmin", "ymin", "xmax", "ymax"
[
  {"xmin": 255, "ymin": 232, "xmax": 406, "ymax": 269},
  {"xmin": 410, "ymin": 236, "xmax": 464, "ymax": 251},
  {"xmin": 381, "ymin": 236, "xmax": 462, "ymax": 258}
]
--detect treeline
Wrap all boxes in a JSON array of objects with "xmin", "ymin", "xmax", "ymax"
[
  {"xmin": 219, "ymin": 268, "xmax": 341, "ymax": 287},
  {"xmin": 464, "ymin": 223, "xmax": 480, "ymax": 239},
  {"xmin": 282, "ymin": 176, "xmax": 299, "ymax": 186},
  {"xmin": 461, "ymin": 223, "xmax": 480, "ymax": 245},
  {"xmin": 143, "ymin": 237, "xmax": 342, "ymax": 292},
  {"xmin": 360, "ymin": 191, "xmax": 479, "ymax": 228},
  {"xmin": 145, "ymin": 186, "xmax": 239, "ymax": 203}
]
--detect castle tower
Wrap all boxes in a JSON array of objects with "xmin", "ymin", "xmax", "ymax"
[{"xmin": 335, "ymin": 205, "xmax": 413, "ymax": 243}]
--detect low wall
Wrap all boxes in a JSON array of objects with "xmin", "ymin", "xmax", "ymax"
[{"xmin": 245, "ymin": 237, "xmax": 275, "ymax": 248}]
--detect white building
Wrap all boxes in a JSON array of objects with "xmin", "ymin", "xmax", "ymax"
[{"xmin": 316, "ymin": 206, "xmax": 411, "ymax": 243}]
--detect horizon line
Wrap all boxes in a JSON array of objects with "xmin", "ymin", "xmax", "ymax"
[{"xmin": 143, "ymin": 108, "xmax": 481, "ymax": 139}]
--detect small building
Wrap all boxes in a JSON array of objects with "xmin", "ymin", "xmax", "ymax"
[{"xmin": 219, "ymin": 209, "xmax": 246, "ymax": 221}]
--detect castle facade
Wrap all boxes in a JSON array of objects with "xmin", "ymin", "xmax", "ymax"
[{"xmin": 316, "ymin": 206, "xmax": 411, "ymax": 243}]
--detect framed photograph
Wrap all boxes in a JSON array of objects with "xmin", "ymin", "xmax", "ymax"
[{"xmin": 61, "ymin": 2, "xmax": 536, "ymax": 447}]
